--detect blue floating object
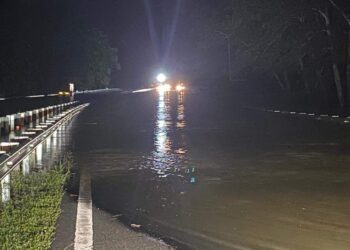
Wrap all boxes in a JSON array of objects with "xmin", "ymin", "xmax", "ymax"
[{"xmin": 190, "ymin": 177, "xmax": 196, "ymax": 183}]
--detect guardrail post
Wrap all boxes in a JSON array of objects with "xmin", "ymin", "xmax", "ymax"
[
  {"xmin": 45, "ymin": 135, "xmax": 51, "ymax": 152},
  {"xmin": 44, "ymin": 107, "xmax": 49, "ymax": 118},
  {"xmin": 22, "ymin": 156, "xmax": 30, "ymax": 176},
  {"xmin": 14, "ymin": 113, "xmax": 25, "ymax": 131},
  {"xmin": 48, "ymin": 106, "xmax": 53, "ymax": 118},
  {"xmin": 25, "ymin": 111, "xmax": 32, "ymax": 125},
  {"xmin": 1, "ymin": 173, "xmax": 10, "ymax": 203},
  {"xmin": 0, "ymin": 117, "xmax": 5, "ymax": 137},
  {"xmin": 4, "ymin": 117, "xmax": 10, "ymax": 134},
  {"xmin": 32, "ymin": 109, "xmax": 38, "ymax": 121},
  {"xmin": 6, "ymin": 114, "xmax": 15, "ymax": 131},
  {"xmin": 54, "ymin": 105, "xmax": 58, "ymax": 115},
  {"xmin": 0, "ymin": 104, "xmax": 88, "ymax": 189},
  {"xmin": 40, "ymin": 108, "xmax": 45, "ymax": 121},
  {"xmin": 36, "ymin": 143, "xmax": 43, "ymax": 168}
]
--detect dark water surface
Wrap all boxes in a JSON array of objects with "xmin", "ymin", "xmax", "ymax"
[{"xmin": 72, "ymin": 91, "xmax": 350, "ymax": 249}]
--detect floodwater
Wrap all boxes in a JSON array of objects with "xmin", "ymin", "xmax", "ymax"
[{"xmin": 72, "ymin": 90, "xmax": 350, "ymax": 249}]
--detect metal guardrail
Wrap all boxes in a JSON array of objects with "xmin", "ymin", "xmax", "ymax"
[{"xmin": 0, "ymin": 103, "xmax": 89, "ymax": 181}]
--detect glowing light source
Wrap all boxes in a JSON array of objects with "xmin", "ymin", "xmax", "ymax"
[
  {"xmin": 58, "ymin": 91, "xmax": 70, "ymax": 96},
  {"xmin": 132, "ymin": 88, "xmax": 153, "ymax": 93},
  {"xmin": 157, "ymin": 84, "xmax": 171, "ymax": 93},
  {"xmin": 176, "ymin": 84, "xmax": 185, "ymax": 91},
  {"xmin": 26, "ymin": 95, "xmax": 45, "ymax": 98},
  {"xmin": 156, "ymin": 73, "xmax": 167, "ymax": 83},
  {"xmin": 69, "ymin": 83, "xmax": 75, "ymax": 92}
]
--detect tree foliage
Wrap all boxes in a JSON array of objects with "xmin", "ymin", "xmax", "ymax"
[
  {"xmin": 192, "ymin": 0, "xmax": 350, "ymax": 111},
  {"xmin": 0, "ymin": 0, "xmax": 118, "ymax": 97}
]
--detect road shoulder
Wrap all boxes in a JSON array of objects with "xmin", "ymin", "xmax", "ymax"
[{"xmin": 51, "ymin": 193, "xmax": 77, "ymax": 250}]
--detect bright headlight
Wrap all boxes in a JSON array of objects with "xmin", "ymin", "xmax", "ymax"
[
  {"xmin": 164, "ymin": 84, "xmax": 171, "ymax": 91},
  {"xmin": 157, "ymin": 83, "xmax": 171, "ymax": 92},
  {"xmin": 176, "ymin": 85, "xmax": 185, "ymax": 91},
  {"xmin": 156, "ymin": 73, "xmax": 167, "ymax": 83}
]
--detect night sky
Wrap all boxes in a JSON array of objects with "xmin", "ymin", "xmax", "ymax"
[
  {"xmin": 0, "ymin": 0, "xmax": 222, "ymax": 94},
  {"xmin": 79, "ymin": 0, "xmax": 200, "ymax": 87}
]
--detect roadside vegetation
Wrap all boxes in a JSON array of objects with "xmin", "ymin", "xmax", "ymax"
[{"xmin": 0, "ymin": 156, "xmax": 71, "ymax": 249}]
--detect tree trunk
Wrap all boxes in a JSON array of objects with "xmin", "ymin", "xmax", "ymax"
[
  {"xmin": 327, "ymin": 0, "xmax": 350, "ymax": 111},
  {"xmin": 283, "ymin": 70, "xmax": 291, "ymax": 91},
  {"xmin": 347, "ymin": 31, "xmax": 350, "ymax": 109},
  {"xmin": 332, "ymin": 63, "xmax": 344, "ymax": 107},
  {"xmin": 314, "ymin": 7, "xmax": 345, "ymax": 108},
  {"xmin": 273, "ymin": 71, "xmax": 285, "ymax": 90},
  {"xmin": 299, "ymin": 57, "xmax": 310, "ymax": 92},
  {"xmin": 227, "ymin": 37, "xmax": 232, "ymax": 82},
  {"xmin": 316, "ymin": 66, "xmax": 330, "ymax": 112}
]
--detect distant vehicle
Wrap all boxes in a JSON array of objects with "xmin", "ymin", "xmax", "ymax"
[
  {"xmin": 156, "ymin": 82, "xmax": 186, "ymax": 93},
  {"xmin": 175, "ymin": 82, "xmax": 185, "ymax": 92},
  {"xmin": 153, "ymin": 73, "xmax": 187, "ymax": 93},
  {"xmin": 58, "ymin": 91, "xmax": 71, "ymax": 97}
]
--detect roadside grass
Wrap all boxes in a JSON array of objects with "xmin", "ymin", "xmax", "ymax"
[{"xmin": 0, "ymin": 156, "xmax": 71, "ymax": 249}]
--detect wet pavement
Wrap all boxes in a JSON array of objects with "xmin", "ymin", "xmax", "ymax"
[
  {"xmin": 70, "ymin": 90, "xmax": 350, "ymax": 249},
  {"xmin": 52, "ymin": 194, "xmax": 171, "ymax": 250}
]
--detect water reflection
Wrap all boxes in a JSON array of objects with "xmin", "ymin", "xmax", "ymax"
[
  {"xmin": 155, "ymin": 91, "xmax": 172, "ymax": 156},
  {"xmin": 146, "ymin": 91, "xmax": 190, "ymax": 178},
  {"xmin": 78, "ymin": 92, "xmax": 350, "ymax": 249}
]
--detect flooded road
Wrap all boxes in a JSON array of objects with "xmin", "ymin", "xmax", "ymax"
[{"xmin": 72, "ymin": 90, "xmax": 350, "ymax": 249}]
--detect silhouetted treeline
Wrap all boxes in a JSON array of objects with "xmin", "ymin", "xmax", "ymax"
[
  {"xmin": 180, "ymin": 0, "xmax": 350, "ymax": 112},
  {"xmin": 0, "ymin": 0, "xmax": 118, "ymax": 97}
]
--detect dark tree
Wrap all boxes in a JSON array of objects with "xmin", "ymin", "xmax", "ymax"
[{"xmin": 0, "ymin": 0, "xmax": 118, "ymax": 97}]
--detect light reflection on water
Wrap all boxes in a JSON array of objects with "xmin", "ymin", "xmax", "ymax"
[
  {"xmin": 77, "ymin": 92, "xmax": 350, "ymax": 249},
  {"xmin": 145, "ymin": 91, "xmax": 191, "ymax": 179},
  {"xmin": 25, "ymin": 124, "xmax": 70, "ymax": 172}
]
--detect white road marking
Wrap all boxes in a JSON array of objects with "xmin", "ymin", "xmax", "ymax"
[
  {"xmin": 26, "ymin": 95, "xmax": 45, "ymax": 98},
  {"xmin": 74, "ymin": 173, "xmax": 93, "ymax": 250}
]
